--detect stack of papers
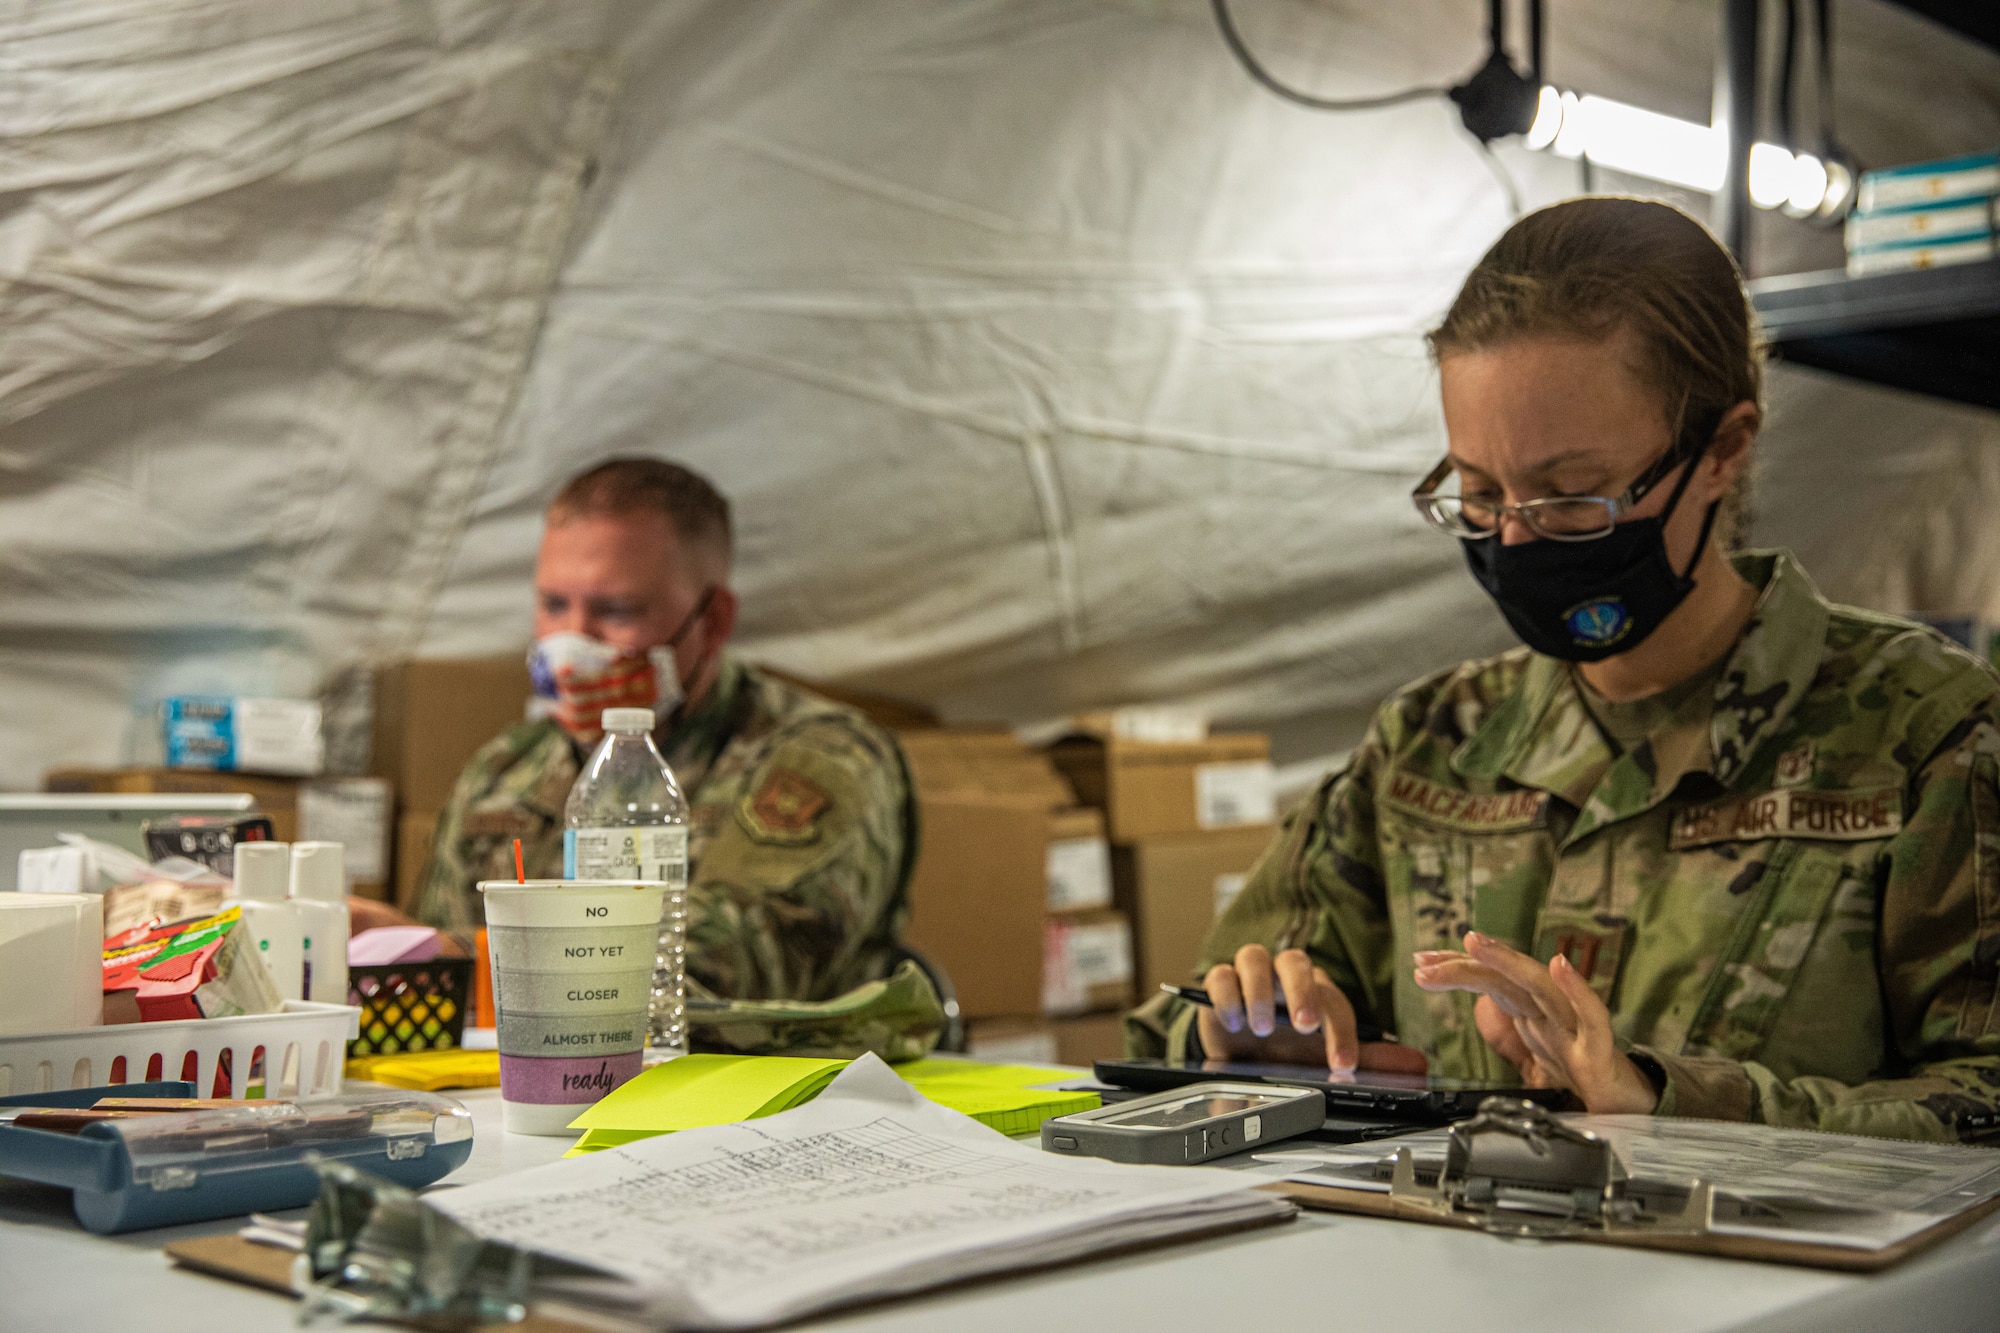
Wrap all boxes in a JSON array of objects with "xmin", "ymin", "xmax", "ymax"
[
  {"xmin": 430, "ymin": 1055, "xmax": 1292, "ymax": 1329},
  {"xmin": 565, "ymin": 1054, "xmax": 1097, "ymax": 1153}
]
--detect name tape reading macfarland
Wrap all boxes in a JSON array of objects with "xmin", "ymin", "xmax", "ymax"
[
  {"xmin": 1671, "ymin": 787, "xmax": 1903, "ymax": 850},
  {"xmin": 1383, "ymin": 773, "xmax": 1549, "ymax": 832}
]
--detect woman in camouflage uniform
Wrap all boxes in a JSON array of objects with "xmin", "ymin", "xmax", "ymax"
[{"xmin": 1129, "ymin": 198, "xmax": 2000, "ymax": 1143}]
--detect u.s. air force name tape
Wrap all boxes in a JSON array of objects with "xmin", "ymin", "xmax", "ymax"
[{"xmin": 1671, "ymin": 787, "xmax": 1902, "ymax": 850}]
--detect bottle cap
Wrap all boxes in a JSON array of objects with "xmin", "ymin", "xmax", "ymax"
[
  {"xmin": 232, "ymin": 841, "xmax": 292, "ymax": 901},
  {"xmin": 601, "ymin": 707, "xmax": 655, "ymax": 733},
  {"xmin": 289, "ymin": 841, "xmax": 346, "ymax": 902}
]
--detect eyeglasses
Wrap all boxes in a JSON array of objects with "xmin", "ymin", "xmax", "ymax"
[{"xmin": 1410, "ymin": 439, "xmax": 1701, "ymax": 542}]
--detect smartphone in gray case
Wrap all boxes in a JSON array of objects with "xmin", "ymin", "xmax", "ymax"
[{"xmin": 1040, "ymin": 1082, "xmax": 1324, "ymax": 1165}]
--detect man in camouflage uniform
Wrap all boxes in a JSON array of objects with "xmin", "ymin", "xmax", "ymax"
[
  {"xmin": 1130, "ymin": 551, "xmax": 2000, "ymax": 1143},
  {"xmin": 411, "ymin": 459, "xmax": 916, "ymax": 1004}
]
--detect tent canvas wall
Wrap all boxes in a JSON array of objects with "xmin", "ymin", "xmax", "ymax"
[{"xmin": 3, "ymin": 0, "xmax": 1997, "ymax": 793}]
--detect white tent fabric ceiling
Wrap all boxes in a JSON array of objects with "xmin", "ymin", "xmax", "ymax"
[{"xmin": 2, "ymin": 0, "xmax": 1997, "ymax": 791}]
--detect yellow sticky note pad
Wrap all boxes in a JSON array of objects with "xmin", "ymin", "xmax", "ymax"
[
  {"xmin": 557, "ymin": 1055, "xmax": 1100, "ymax": 1156},
  {"xmin": 345, "ymin": 1049, "xmax": 501, "ymax": 1091},
  {"xmin": 896, "ymin": 1060, "xmax": 1100, "ymax": 1135},
  {"xmin": 567, "ymin": 1054, "xmax": 848, "ymax": 1133}
]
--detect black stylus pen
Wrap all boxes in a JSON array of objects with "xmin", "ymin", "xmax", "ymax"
[{"xmin": 1158, "ymin": 983, "xmax": 1386, "ymax": 1043}]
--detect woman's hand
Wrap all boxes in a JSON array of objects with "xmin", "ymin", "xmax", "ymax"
[
  {"xmin": 1195, "ymin": 944, "xmax": 1428, "ymax": 1074},
  {"xmin": 1412, "ymin": 931, "xmax": 1658, "ymax": 1113},
  {"xmin": 346, "ymin": 897, "xmax": 470, "ymax": 958}
]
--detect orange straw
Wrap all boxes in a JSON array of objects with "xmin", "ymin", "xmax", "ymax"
[{"xmin": 513, "ymin": 838, "xmax": 525, "ymax": 883}]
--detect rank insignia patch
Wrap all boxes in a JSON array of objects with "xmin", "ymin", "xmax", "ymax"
[
  {"xmin": 1775, "ymin": 742, "xmax": 1815, "ymax": 788},
  {"xmin": 740, "ymin": 769, "xmax": 830, "ymax": 843}
]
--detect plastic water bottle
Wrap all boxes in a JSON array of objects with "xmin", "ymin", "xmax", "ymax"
[{"xmin": 563, "ymin": 706, "xmax": 691, "ymax": 1053}]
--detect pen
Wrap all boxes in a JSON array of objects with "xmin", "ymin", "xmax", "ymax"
[{"xmin": 1158, "ymin": 983, "xmax": 1385, "ymax": 1043}]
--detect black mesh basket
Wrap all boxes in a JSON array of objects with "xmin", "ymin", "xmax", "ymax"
[{"xmin": 346, "ymin": 958, "xmax": 474, "ymax": 1056}]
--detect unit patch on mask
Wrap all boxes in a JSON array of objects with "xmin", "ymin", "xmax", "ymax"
[
  {"xmin": 1670, "ymin": 786, "xmax": 1902, "ymax": 849},
  {"xmin": 1383, "ymin": 771, "xmax": 1548, "ymax": 832},
  {"xmin": 738, "ymin": 769, "xmax": 831, "ymax": 844},
  {"xmin": 1564, "ymin": 596, "xmax": 1633, "ymax": 649}
]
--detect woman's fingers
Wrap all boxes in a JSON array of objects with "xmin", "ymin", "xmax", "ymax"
[
  {"xmin": 1201, "ymin": 962, "xmax": 1245, "ymax": 1034},
  {"xmin": 1234, "ymin": 944, "xmax": 1278, "ymax": 1037},
  {"xmin": 1549, "ymin": 950, "xmax": 1611, "ymax": 1031},
  {"xmin": 1299, "ymin": 960, "xmax": 1363, "ymax": 1070},
  {"xmin": 1472, "ymin": 995, "xmax": 1543, "ymax": 1083},
  {"xmin": 1411, "ymin": 954, "xmax": 1543, "ymax": 1020},
  {"xmin": 1270, "ymin": 949, "xmax": 1323, "ymax": 1029},
  {"xmin": 1465, "ymin": 933, "xmax": 1580, "ymax": 1035}
]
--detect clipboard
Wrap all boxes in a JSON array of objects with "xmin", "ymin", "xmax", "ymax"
[
  {"xmin": 1263, "ymin": 1176, "xmax": 2000, "ymax": 1273},
  {"xmin": 162, "ymin": 1235, "xmax": 622, "ymax": 1332},
  {"xmin": 1259, "ymin": 1097, "xmax": 2000, "ymax": 1273}
]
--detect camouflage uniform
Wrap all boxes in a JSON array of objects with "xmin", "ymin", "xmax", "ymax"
[
  {"xmin": 416, "ymin": 654, "xmax": 917, "ymax": 1003},
  {"xmin": 1129, "ymin": 551, "xmax": 2000, "ymax": 1143}
]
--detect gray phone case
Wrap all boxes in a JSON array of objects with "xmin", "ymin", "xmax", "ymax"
[{"xmin": 1040, "ymin": 1082, "xmax": 1324, "ymax": 1165}]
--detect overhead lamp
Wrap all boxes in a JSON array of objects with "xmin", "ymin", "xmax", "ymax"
[
  {"xmin": 1525, "ymin": 87, "xmax": 1848, "ymax": 219},
  {"xmin": 1524, "ymin": 85, "xmax": 1564, "ymax": 150}
]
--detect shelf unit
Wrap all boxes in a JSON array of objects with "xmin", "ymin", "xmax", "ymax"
[
  {"xmin": 1714, "ymin": 2, "xmax": 1999, "ymax": 410},
  {"xmin": 1749, "ymin": 259, "xmax": 2000, "ymax": 410}
]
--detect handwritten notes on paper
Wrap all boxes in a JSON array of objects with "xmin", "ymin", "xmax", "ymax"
[{"xmin": 430, "ymin": 1055, "xmax": 1290, "ymax": 1328}]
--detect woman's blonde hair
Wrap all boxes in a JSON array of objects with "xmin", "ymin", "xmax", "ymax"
[{"xmin": 1427, "ymin": 197, "xmax": 1763, "ymax": 541}]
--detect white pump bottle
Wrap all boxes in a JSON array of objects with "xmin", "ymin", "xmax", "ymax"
[
  {"xmin": 289, "ymin": 841, "xmax": 351, "ymax": 1005},
  {"xmin": 230, "ymin": 841, "xmax": 305, "ymax": 1003}
]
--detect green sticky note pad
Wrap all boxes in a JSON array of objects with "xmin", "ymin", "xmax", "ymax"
[
  {"xmin": 897, "ymin": 1060, "xmax": 1100, "ymax": 1134},
  {"xmin": 561, "ymin": 1054, "xmax": 1099, "ymax": 1147},
  {"xmin": 567, "ymin": 1054, "xmax": 848, "ymax": 1133}
]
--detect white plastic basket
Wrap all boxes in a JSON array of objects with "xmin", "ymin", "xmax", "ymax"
[{"xmin": 0, "ymin": 1001, "xmax": 360, "ymax": 1101}]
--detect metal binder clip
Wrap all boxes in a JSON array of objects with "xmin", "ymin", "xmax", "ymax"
[{"xmin": 1388, "ymin": 1096, "xmax": 1714, "ymax": 1239}]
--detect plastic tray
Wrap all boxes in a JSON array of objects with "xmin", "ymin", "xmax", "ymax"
[
  {"xmin": 0, "ymin": 1082, "xmax": 473, "ymax": 1233},
  {"xmin": 0, "ymin": 1001, "xmax": 360, "ymax": 1101},
  {"xmin": 348, "ymin": 958, "xmax": 473, "ymax": 1056}
]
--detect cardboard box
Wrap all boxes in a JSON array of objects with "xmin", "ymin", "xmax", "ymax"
[
  {"xmin": 900, "ymin": 729, "xmax": 1074, "ymax": 806},
  {"xmin": 1113, "ymin": 827, "xmax": 1276, "ymax": 992},
  {"xmin": 904, "ymin": 795, "xmax": 1049, "ymax": 1019},
  {"xmin": 1045, "ymin": 807, "xmax": 1112, "ymax": 913},
  {"xmin": 163, "ymin": 697, "xmax": 324, "ymax": 776},
  {"xmin": 46, "ymin": 767, "xmax": 308, "ymax": 842},
  {"xmin": 41, "ymin": 768, "xmax": 391, "ymax": 898},
  {"xmin": 964, "ymin": 1017, "xmax": 1060, "ymax": 1066},
  {"xmin": 297, "ymin": 777, "xmax": 392, "ymax": 890},
  {"xmin": 1053, "ymin": 1011, "xmax": 1128, "ymax": 1066},
  {"xmin": 370, "ymin": 657, "xmax": 533, "ymax": 815},
  {"xmin": 898, "ymin": 729, "xmax": 1073, "ymax": 1020},
  {"xmin": 1046, "ymin": 733, "xmax": 1276, "ymax": 841},
  {"xmin": 759, "ymin": 667, "xmax": 941, "ymax": 732},
  {"xmin": 1043, "ymin": 908, "xmax": 1133, "ymax": 1016},
  {"xmin": 394, "ymin": 809, "xmax": 442, "ymax": 915}
]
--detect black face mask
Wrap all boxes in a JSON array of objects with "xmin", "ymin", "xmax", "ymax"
[{"xmin": 1460, "ymin": 446, "xmax": 1719, "ymax": 662}]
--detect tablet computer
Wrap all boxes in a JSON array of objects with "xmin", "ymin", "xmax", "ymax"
[{"xmin": 1093, "ymin": 1058, "xmax": 1572, "ymax": 1123}]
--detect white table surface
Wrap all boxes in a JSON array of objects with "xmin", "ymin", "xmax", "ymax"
[{"xmin": 4, "ymin": 1084, "xmax": 2000, "ymax": 1333}]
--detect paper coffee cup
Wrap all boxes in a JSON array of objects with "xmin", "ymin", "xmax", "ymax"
[{"xmin": 478, "ymin": 879, "xmax": 679, "ymax": 1136}]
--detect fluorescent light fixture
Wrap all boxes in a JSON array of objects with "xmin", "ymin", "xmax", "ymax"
[
  {"xmin": 1525, "ymin": 85, "xmax": 1564, "ymax": 151},
  {"xmin": 1748, "ymin": 142, "xmax": 1795, "ymax": 208},
  {"xmin": 1545, "ymin": 91, "xmax": 1723, "ymax": 190},
  {"xmin": 1783, "ymin": 152, "xmax": 1829, "ymax": 216},
  {"xmin": 1529, "ymin": 86, "xmax": 1837, "ymax": 214}
]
